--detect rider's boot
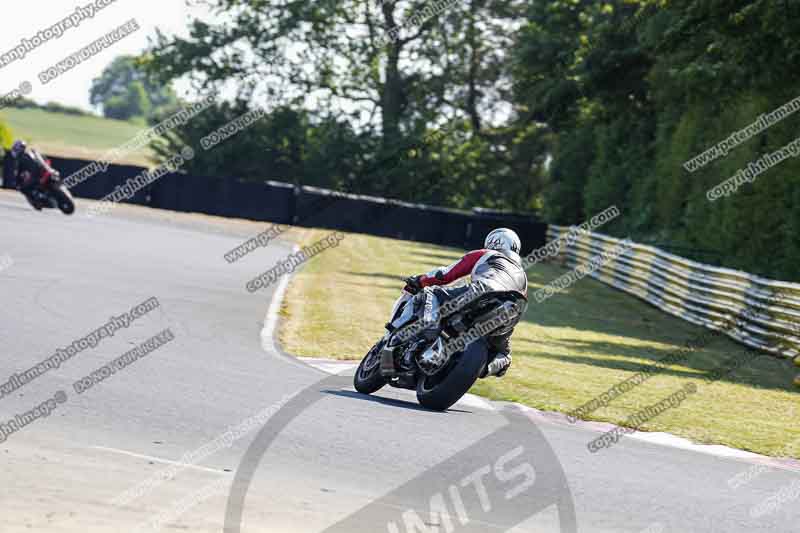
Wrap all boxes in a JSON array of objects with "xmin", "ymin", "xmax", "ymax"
[{"xmin": 480, "ymin": 354, "xmax": 512, "ymax": 378}]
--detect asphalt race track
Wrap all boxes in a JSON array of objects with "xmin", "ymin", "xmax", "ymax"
[{"xmin": 0, "ymin": 190, "xmax": 797, "ymax": 532}]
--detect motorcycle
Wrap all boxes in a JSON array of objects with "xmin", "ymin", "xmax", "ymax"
[
  {"xmin": 20, "ymin": 155, "xmax": 75, "ymax": 215},
  {"xmin": 354, "ymin": 278, "xmax": 527, "ymax": 411}
]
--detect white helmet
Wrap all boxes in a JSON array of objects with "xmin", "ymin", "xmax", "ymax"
[{"xmin": 484, "ymin": 228, "xmax": 521, "ymax": 255}]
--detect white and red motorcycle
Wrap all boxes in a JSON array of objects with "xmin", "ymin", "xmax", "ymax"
[{"xmin": 354, "ymin": 278, "xmax": 525, "ymax": 411}]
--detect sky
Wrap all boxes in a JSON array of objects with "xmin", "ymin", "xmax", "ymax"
[
  {"xmin": 0, "ymin": 0, "xmax": 494, "ymax": 130},
  {"xmin": 0, "ymin": 0, "xmax": 217, "ymax": 112}
]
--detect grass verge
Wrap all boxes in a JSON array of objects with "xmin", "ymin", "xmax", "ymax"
[
  {"xmin": 279, "ymin": 228, "xmax": 800, "ymax": 457},
  {"xmin": 0, "ymin": 107, "xmax": 152, "ymax": 165}
]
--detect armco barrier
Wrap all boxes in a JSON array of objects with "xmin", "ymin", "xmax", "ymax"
[{"xmin": 547, "ymin": 225, "xmax": 800, "ymax": 385}]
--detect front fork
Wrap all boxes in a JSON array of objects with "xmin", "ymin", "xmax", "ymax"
[
  {"xmin": 380, "ymin": 288, "xmax": 443, "ymax": 377},
  {"xmin": 379, "ymin": 291, "xmax": 414, "ymax": 376}
]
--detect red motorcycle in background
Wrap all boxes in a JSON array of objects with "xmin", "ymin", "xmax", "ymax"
[{"xmin": 19, "ymin": 152, "xmax": 75, "ymax": 215}]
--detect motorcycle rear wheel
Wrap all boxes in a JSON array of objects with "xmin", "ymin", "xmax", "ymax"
[{"xmin": 416, "ymin": 339, "xmax": 487, "ymax": 411}]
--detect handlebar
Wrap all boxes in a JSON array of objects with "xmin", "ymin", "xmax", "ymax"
[{"xmin": 403, "ymin": 276, "xmax": 422, "ymax": 295}]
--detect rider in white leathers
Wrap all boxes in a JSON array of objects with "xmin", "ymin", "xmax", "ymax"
[{"xmin": 401, "ymin": 228, "xmax": 528, "ymax": 378}]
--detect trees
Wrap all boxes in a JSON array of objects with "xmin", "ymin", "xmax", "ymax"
[
  {"xmin": 142, "ymin": 0, "xmax": 800, "ymax": 278},
  {"xmin": 90, "ymin": 56, "xmax": 177, "ymax": 121},
  {"xmin": 144, "ymin": 0, "xmax": 543, "ymax": 208},
  {"xmin": 150, "ymin": 101, "xmax": 365, "ymax": 190},
  {"xmin": 103, "ymin": 81, "xmax": 153, "ymax": 122},
  {"xmin": 513, "ymin": 0, "xmax": 800, "ymax": 279}
]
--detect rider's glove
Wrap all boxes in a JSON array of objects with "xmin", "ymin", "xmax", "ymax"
[{"xmin": 404, "ymin": 275, "xmax": 424, "ymax": 294}]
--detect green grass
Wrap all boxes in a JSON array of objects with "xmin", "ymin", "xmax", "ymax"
[
  {"xmin": 0, "ymin": 107, "xmax": 153, "ymax": 166},
  {"xmin": 279, "ymin": 229, "xmax": 800, "ymax": 458}
]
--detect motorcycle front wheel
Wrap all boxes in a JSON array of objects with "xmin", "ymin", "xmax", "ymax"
[
  {"xmin": 53, "ymin": 185, "xmax": 75, "ymax": 215},
  {"xmin": 416, "ymin": 339, "xmax": 487, "ymax": 411},
  {"xmin": 353, "ymin": 341, "xmax": 387, "ymax": 394},
  {"xmin": 23, "ymin": 192, "xmax": 42, "ymax": 211}
]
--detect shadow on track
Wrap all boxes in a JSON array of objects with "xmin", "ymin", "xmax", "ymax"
[{"xmin": 322, "ymin": 389, "xmax": 472, "ymax": 414}]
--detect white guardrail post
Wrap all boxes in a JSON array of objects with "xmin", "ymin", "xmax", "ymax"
[{"xmin": 546, "ymin": 225, "xmax": 800, "ymax": 387}]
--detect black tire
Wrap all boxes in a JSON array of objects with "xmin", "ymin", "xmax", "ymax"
[
  {"xmin": 53, "ymin": 185, "xmax": 75, "ymax": 215},
  {"xmin": 23, "ymin": 192, "xmax": 42, "ymax": 211},
  {"xmin": 416, "ymin": 339, "xmax": 488, "ymax": 411},
  {"xmin": 354, "ymin": 342, "xmax": 387, "ymax": 394}
]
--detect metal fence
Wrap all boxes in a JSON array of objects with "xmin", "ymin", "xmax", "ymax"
[{"xmin": 547, "ymin": 225, "xmax": 800, "ymax": 385}]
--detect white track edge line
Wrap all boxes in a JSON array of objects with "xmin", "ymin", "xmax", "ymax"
[{"xmin": 91, "ymin": 446, "xmax": 230, "ymax": 475}]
